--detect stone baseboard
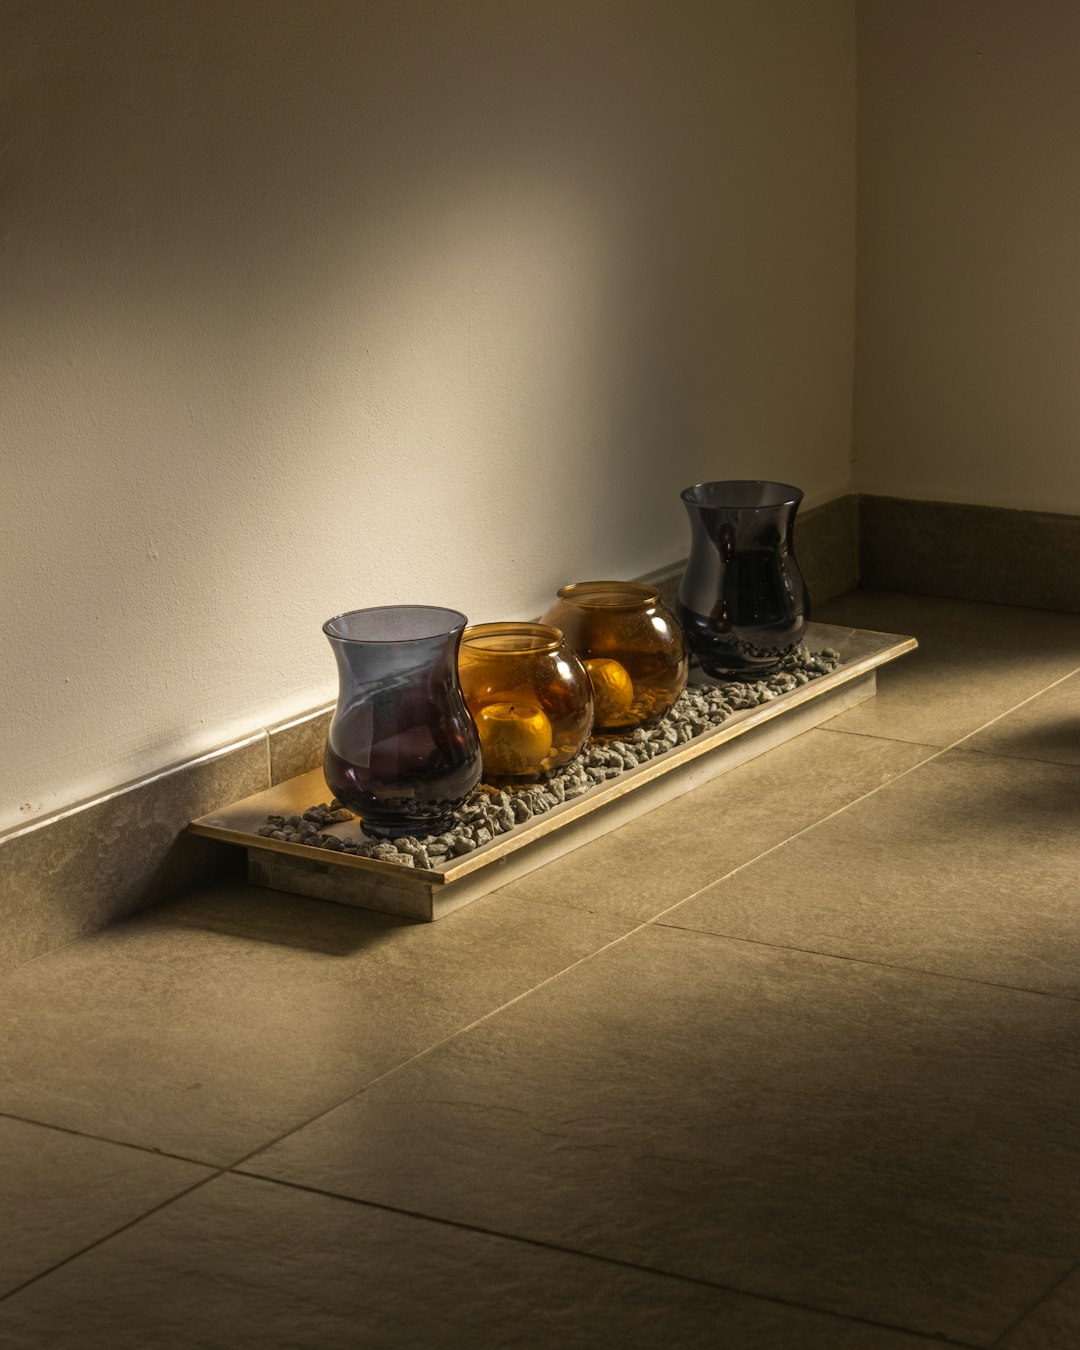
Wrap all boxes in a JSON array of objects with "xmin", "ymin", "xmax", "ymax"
[
  {"xmin": 796, "ymin": 495, "xmax": 861, "ymax": 608},
  {"xmin": 654, "ymin": 493, "xmax": 1080, "ymax": 617},
  {"xmin": 0, "ymin": 702, "xmax": 359, "ymax": 975},
  {"xmin": 860, "ymin": 495, "xmax": 1080, "ymax": 614},
  {"xmin": 0, "ymin": 737, "xmax": 269, "ymax": 973}
]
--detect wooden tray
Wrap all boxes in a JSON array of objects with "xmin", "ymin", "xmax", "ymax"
[{"xmin": 190, "ymin": 622, "xmax": 916, "ymax": 920}]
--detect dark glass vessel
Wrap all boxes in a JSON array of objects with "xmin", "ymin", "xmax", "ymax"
[
  {"xmin": 677, "ymin": 481, "xmax": 809, "ymax": 678},
  {"xmin": 322, "ymin": 606, "xmax": 482, "ymax": 839}
]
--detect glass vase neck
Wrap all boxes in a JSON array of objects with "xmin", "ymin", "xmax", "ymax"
[
  {"xmin": 680, "ymin": 481, "xmax": 804, "ymax": 512},
  {"xmin": 555, "ymin": 581, "xmax": 659, "ymax": 611},
  {"xmin": 323, "ymin": 605, "xmax": 467, "ymax": 645},
  {"xmin": 462, "ymin": 622, "xmax": 563, "ymax": 655}
]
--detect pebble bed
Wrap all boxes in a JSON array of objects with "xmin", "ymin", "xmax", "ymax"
[{"xmin": 257, "ymin": 643, "xmax": 842, "ymax": 871}]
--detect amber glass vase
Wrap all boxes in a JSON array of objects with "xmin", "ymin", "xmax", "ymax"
[
  {"xmin": 540, "ymin": 582, "xmax": 688, "ymax": 732},
  {"xmin": 458, "ymin": 623, "xmax": 594, "ymax": 782}
]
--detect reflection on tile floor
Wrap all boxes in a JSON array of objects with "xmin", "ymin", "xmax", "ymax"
[{"xmin": 1, "ymin": 591, "xmax": 1078, "ymax": 1348}]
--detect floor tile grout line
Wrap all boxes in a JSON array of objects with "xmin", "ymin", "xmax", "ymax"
[
  {"xmin": 5, "ymin": 636, "xmax": 1076, "ymax": 1312},
  {"xmin": 0, "ymin": 1110, "xmax": 215, "ymax": 1169},
  {"xmin": 223, "ymin": 919, "xmax": 668, "ymax": 1170},
  {"xmin": 821, "ymin": 725, "xmax": 1080, "ymax": 772},
  {"xmin": 225, "ymin": 1168, "xmax": 983, "ymax": 1350},
  {"xmin": 650, "ymin": 922, "xmax": 1080, "ymax": 1005},
  {"xmin": 224, "ymin": 671, "xmax": 1080, "ymax": 1175},
  {"xmin": 0, "ymin": 1154, "xmax": 981, "ymax": 1348},
  {"xmin": 634, "ymin": 658, "xmax": 1080, "ymax": 933},
  {"xmin": 0, "ymin": 1169, "xmax": 225, "ymax": 1305},
  {"xmin": 948, "ymin": 665, "xmax": 1080, "ymax": 750},
  {"xmin": 987, "ymin": 1255, "xmax": 1080, "ymax": 1347},
  {"xmin": 226, "ymin": 745, "xmax": 955, "ymax": 1174},
  {"xmin": 222, "ymin": 646, "xmax": 1080, "ymax": 1203},
  {"xmin": 818, "ymin": 724, "xmax": 946, "ymax": 748},
  {"xmin": 954, "ymin": 744, "xmax": 1080, "ymax": 772},
  {"xmin": 627, "ymin": 666, "xmax": 1080, "ymax": 990},
  {"xmin": 227, "ymin": 753, "xmax": 938, "ymax": 1169},
  {"xmin": 632, "ymin": 747, "xmax": 954, "ymax": 928},
  {"xmin": 4, "ymin": 928, "xmax": 123, "ymax": 979},
  {"xmin": 815, "ymin": 662, "xmax": 1080, "ymax": 754}
]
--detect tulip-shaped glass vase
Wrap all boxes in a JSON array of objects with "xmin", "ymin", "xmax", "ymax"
[
  {"xmin": 322, "ymin": 606, "xmax": 482, "ymax": 839},
  {"xmin": 677, "ymin": 480, "xmax": 809, "ymax": 678}
]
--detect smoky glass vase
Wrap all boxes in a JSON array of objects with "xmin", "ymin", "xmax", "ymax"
[
  {"xmin": 677, "ymin": 481, "xmax": 809, "ymax": 679},
  {"xmin": 322, "ymin": 606, "xmax": 482, "ymax": 839}
]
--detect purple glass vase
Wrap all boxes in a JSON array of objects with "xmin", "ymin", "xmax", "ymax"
[{"xmin": 323, "ymin": 606, "xmax": 482, "ymax": 839}]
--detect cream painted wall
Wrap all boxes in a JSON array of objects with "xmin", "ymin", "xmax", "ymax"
[
  {"xmin": 858, "ymin": 0, "xmax": 1080, "ymax": 513},
  {"xmin": 1, "ymin": 2, "xmax": 855, "ymax": 832}
]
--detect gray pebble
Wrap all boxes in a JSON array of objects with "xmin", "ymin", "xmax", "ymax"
[{"xmin": 260, "ymin": 644, "xmax": 842, "ymax": 872}]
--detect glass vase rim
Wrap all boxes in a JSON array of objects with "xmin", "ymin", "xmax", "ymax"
[
  {"xmin": 555, "ymin": 580, "xmax": 660, "ymax": 610},
  {"xmin": 461, "ymin": 621, "xmax": 565, "ymax": 655},
  {"xmin": 322, "ymin": 604, "xmax": 468, "ymax": 645},
  {"xmin": 680, "ymin": 480, "xmax": 804, "ymax": 510}
]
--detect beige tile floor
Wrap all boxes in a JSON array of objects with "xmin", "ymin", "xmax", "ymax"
[{"xmin": 0, "ymin": 590, "xmax": 1078, "ymax": 1349}]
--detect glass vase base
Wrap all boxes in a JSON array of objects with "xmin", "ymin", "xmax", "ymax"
[
  {"xmin": 698, "ymin": 660, "xmax": 783, "ymax": 681},
  {"xmin": 363, "ymin": 817, "xmax": 456, "ymax": 842}
]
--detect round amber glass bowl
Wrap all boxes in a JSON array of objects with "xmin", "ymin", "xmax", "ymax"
[
  {"xmin": 540, "ymin": 582, "xmax": 689, "ymax": 732},
  {"xmin": 458, "ymin": 623, "xmax": 594, "ymax": 782}
]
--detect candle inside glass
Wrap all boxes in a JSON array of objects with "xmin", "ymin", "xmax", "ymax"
[
  {"xmin": 583, "ymin": 657, "xmax": 634, "ymax": 727},
  {"xmin": 474, "ymin": 699, "xmax": 552, "ymax": 778}
]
